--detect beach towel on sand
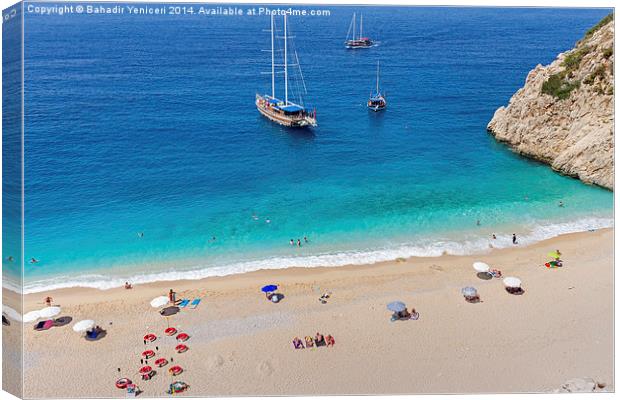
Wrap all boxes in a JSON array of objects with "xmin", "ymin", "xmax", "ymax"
[
  {"xmin": 190, "ymin": 298, "xmax": 201, "ymax": 309},
  {"xmin": 178, "ymin": 299, "xmax": 190, "ymax": 308}
]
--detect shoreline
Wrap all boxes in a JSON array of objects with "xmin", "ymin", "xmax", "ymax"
[
  {"xmin": 14, "ymin": 226, "xmax": 613, "ymax": 309},
  {"xmin": 9, "ymin": 215, "xmax": 614, "ymax": 295}
]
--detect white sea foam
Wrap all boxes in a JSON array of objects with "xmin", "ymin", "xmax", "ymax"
[{"xmin": 21, "ymin": 216, "xmax": 613, "ymax": 294}]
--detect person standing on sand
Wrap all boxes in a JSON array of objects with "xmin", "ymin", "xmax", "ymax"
[
  {"xmin": 169, "ymin": 289, "xmax": 176, "ymax": 304},
  {"xmin": 512, "ymin": 234, "xmax": 517, "ymax": 245}
]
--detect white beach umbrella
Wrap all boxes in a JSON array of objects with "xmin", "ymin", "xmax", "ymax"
[
  {"xmin": 503, "ymin": 277, "xmax": 522, "ymax": 288},
  {"xmin": 39, "ymin": 306, "xmax": 61, "ymax": 319},
  {"xmin": 150, "ymin": 296, "xmax": 169, "ymax": 309},
  {"xmin": 461, "ymin": 287, "xmax": 478, "ymax": 297},
  {"xmin": 473, "ymin": 262, "xmax": 490, "ymax": 273},
  {"xmin": 2, "ymin": 306, "xmax": 22, "ymax": 322},
  {"xmin": 22, "ymin": 310, "xmax": 41, "ymax": 323},
  {"xmin": 73, "ymin": 319, "xmax": 95, "ymax": 333}
]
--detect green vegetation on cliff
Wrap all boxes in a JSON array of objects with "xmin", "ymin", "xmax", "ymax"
[{"xmin": 541, "ymin": 13, "xmax": 613, "ymax": 100}]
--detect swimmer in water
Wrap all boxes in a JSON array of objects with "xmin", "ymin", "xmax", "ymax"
[
  {"xmin": 492, "ymin": 234, "xmax": 496, "ymax": 240},
  {"xmin": 304, "ymin": 236, "xmax": 308, "ymax": 243},
  {"xmin": 297, "ymin": 239, "xmax": 301, "ymax": 247},
  {"xmin": 559, "ymin": 201, "xmax": 564, "ymax": 207},
  {"xmin": 290, "ymin": 239, "xmax": 294, "ymax": 246},
  {"xmin": 512, "ymin": 234, "xmax": 517, "ymax": 245},
  {"xmin": 138, "ymin": 232, "xmax": 144, "ymax": 238},
  {"xmin": 476, "ymin": 220, "xmax": 481, "ymax": 226},
  {"xmin": 30, "ymin": 258, "xmax": 39, "ymax": 264}
]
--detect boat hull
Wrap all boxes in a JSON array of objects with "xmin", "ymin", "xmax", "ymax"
[
  {"xmin": 345, "ymin": 39, "xmax": 374, "ymax": 49},
  {"xmin": 256, "ymin": 96, "xmax": 317, "ymax": 128}
]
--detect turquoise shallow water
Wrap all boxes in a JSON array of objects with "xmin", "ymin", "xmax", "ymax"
[{"xmin": 8, "ymin": 5, "xmax": 614, "ymax": 293}]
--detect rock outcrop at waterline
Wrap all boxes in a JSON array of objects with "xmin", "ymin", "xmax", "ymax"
[{"xmin": 487, "ymin": 14, "xmax": 614, "ymax": 190}]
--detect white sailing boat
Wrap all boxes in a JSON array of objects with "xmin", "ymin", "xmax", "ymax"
[
  {"xmin": 345, "ymin": 12, "xmax": 374, "ymax": 49},
  {"xmin": 367, "ymin": 61, "xmax": 386, "ymax": 112},
  {"xmin": 255, "ymin": 14, "xmax": 317, "ymax": 128}
]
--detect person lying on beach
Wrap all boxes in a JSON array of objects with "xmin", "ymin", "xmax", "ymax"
[
  {"xmin": 315, "ymin": 333, "xmax": 326, "ymax": 346},
  {"xmin": 505, "ymin": 286, "xmax": 524, "ymax": 295},
  {"xmin": 124, "ymin": 282, "xmax": 133, "ymax": 289},
  {"xmin": 44, "ymin": 296, "xmax": 52, "ymax": 307},
  {"xmin": 325, "ymin": 335, "xmax": 335, "ymax": 347},
  {"xmin": 318, "ymin": 292, "xmax": 331, "ymax": 304},
  {"xmin": 266, "ymin": 292, "xmax": 273, "ymax": 301},
  {"xmin": 305, "ymin": 336, "xmax": 315, "ymax": 348},
  {"xmin": 409, "ymin": 308, "xmax": 420, "ymax": 320},
  {"xmin": 464, "ymin": 294, "xmax": 480, "ymax": 303},
  {"xmin": 490, "ymin": 269, "xmax": 502, "ymax": 278},
  {"xmin": 292, "ymin": 337, "xmax": 304, "ymax": 349}
]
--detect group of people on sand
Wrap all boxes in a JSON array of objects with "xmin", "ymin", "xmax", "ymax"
[
  {"xmin": 293, "ymin": 333, "xmax": 335, "ymax": 349},
  {"xmin": 289, "ymin": 237, "xmax": 309, "ymax": 247},
  {"xmin": 391, "ymin": 308, "xmax": 419, "ymax": 321}
]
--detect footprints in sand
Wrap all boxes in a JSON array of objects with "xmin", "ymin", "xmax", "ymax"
[
  {"xmin": 257, "ymin": 360, "xmax": 274, "ymax": 376},
  {"xmin": 206, "ymin": 355, "xmax": 224, "ymax": 370},
  {"xmin": 429, "ymin": 264, "xmax": 444, "ymax": 272},
  {"xmin": 206, "ymin": 354, "xmax": 275, "ymax": 377}
]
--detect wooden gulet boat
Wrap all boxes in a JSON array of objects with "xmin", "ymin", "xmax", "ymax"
[
  {"xmin": 256, "ymin": 14, "xmax": 317, "ymax": 128},
  {"xmin": 345, "ymin": 13, "xmax": 374, "ymax": 49}
]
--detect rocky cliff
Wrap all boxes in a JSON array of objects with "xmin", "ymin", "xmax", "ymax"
[{"xmin": 487, "ymin": 14, "xmax": 614, "ymax": 190}]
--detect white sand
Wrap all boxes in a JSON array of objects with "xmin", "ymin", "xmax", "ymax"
[{"xmin": 2, "ymin": 228, "xmax": 613, "ymax": 397}]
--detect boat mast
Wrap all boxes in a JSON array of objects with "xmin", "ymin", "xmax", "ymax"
[
  {"xmin": 360, "ymin": 14, "xmax": 363, "ymax": 39},
  {"xmin": 284, "ymin": 14, "xmax": 288, "ymax": 105},
  {"xmin": 376, "ymin": 61, "xmax": 380, "ymax": 94},
  {"xmin": 271, "ymin": 15, "xmax": 275, "ymax": 98},
  {"xmin": 352, "ymin": 13, "xmax": 356, "ymax": 41}
]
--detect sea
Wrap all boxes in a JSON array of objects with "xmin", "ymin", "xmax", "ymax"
[{"xmin": 7, "ymin": 4, "xmax": 614, "ymax": 293}]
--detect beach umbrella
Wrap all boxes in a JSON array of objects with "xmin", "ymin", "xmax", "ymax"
[
  {"xmin": 72, "ymin": 319, "xmax": 95, "ymax": 333},
  {"xmin": 22, "ymin": 310, "xmax": 41, "ymax": 323},
  {"xmin": 503, "ymin": 277, "xmax": 522, "ymax": 288},
  {"xmin": 461, "ymin": 287, "xmax": 478, "ymax": 297},
  {"xmin": 150, "ymin": 296, "xmax": 169, "ymax": 309},
  {"xmin": 472, "ymin": 262, "xmax": 490, "ymax": 273},
  {"xmin": 261, "ymin": 285, "xmax": 278, "ymax": 293},
  {"xmin": 39, "ymin": 306, "xmax": 61, "ymax": 319},
  {"xmin": 387, "ymin": 301, "xmax": 407, "ymax": 312},
  {"xmin": 160, "ymin": 306, "xmax": 180, "ymax": 317}
]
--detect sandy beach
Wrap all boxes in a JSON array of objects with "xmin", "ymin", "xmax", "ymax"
[{"xmin": 3, "ymin": 228, "xmax": 613, "ymax": 398}]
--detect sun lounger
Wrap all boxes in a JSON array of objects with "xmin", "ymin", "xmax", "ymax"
[
  {"xmin": 189, "ymin": 298, "xmax": 201, "ymax": 309},
  {"xmin": 178, "ymin": 299, "xmax": 190, "ymax": 308}
]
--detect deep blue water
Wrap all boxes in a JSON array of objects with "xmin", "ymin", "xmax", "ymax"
[{"xmin": 16, "ymin": 5, "xmax": 613, "ymax": 292}]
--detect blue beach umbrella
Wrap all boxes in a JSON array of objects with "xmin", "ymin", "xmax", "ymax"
[
  {"xmin": 387, "ymin": 301, "xmax": 407, "ymax": 312},
  {"xmin": 261, "ymin": 285, "xmax": 278, "ymax": 293}
]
